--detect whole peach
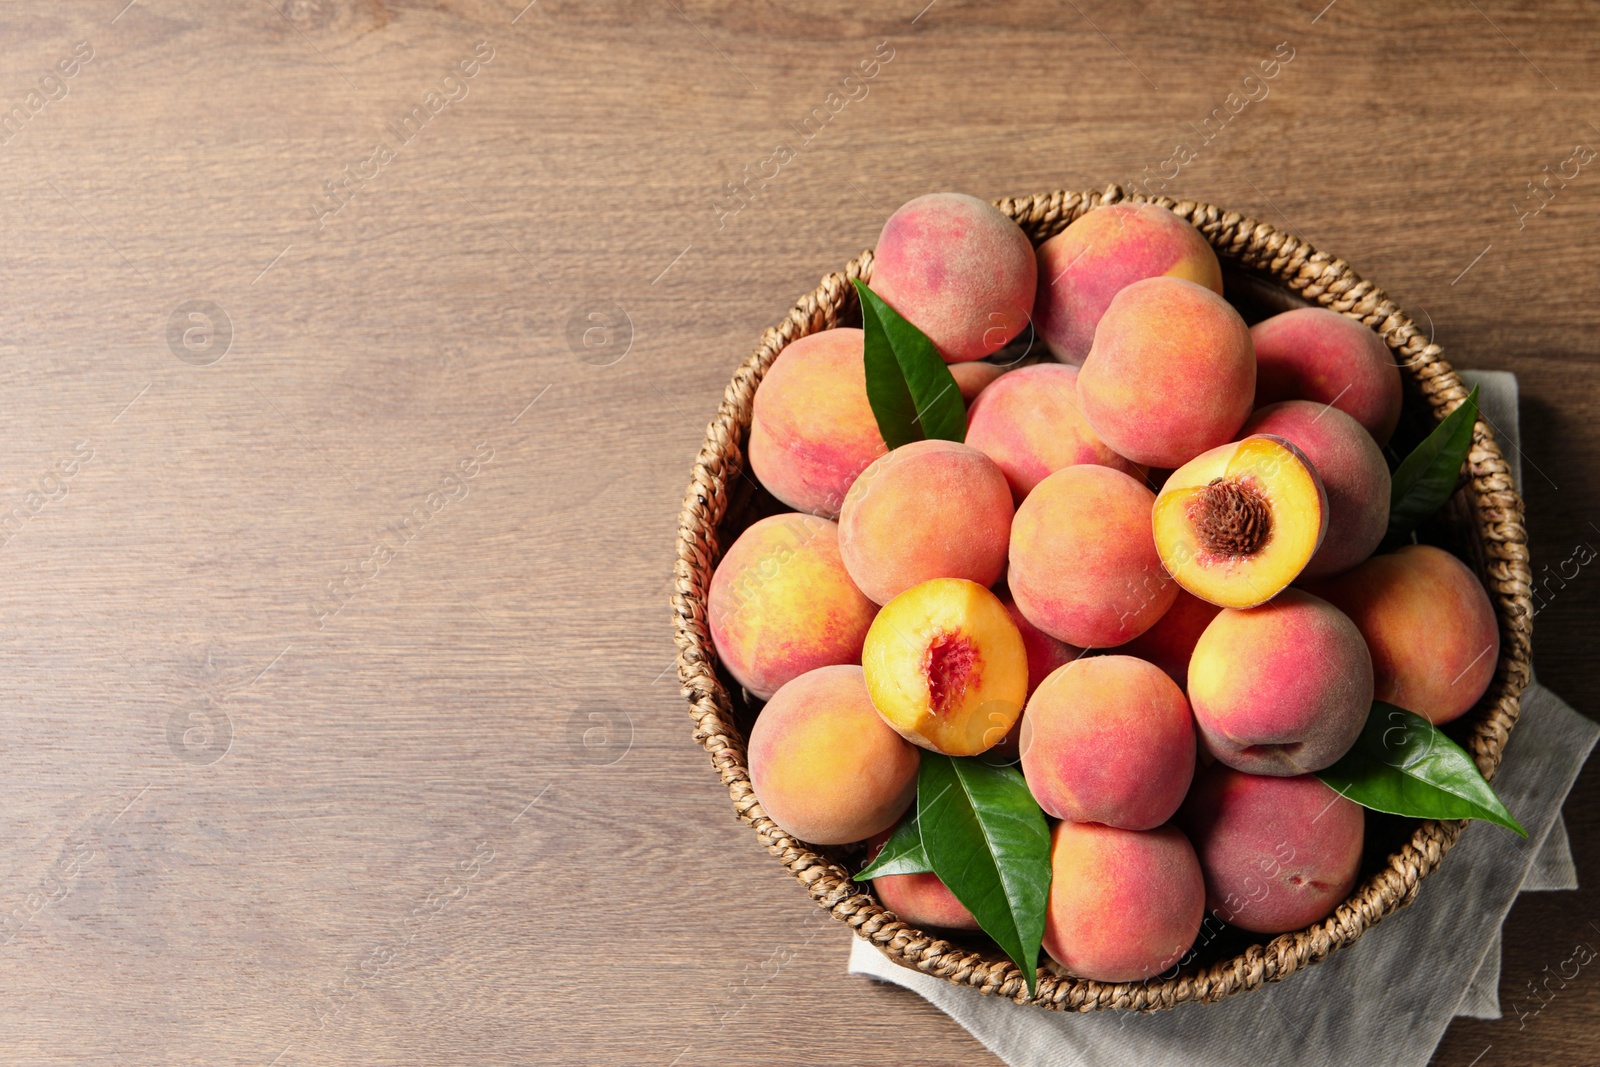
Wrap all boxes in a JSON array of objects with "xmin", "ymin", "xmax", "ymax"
[
  {"xmin": 748, "ymin": 665, "xmax": 919, "ymax": 845},
  {"xmin": 869, "ymin": 192, "xmax": 1038, "ymax": 363},
  {"xmin": 708, "ymin": 513, "xmax": 877, "ymax": 700},
  {"xmin": 1008, "ymin": 464, "xmax": 1176, "ymax": 647},
  {"xmin": 749, "ymin": 327, "xmax": 887, "ymax": 518},
  {"xmin": 1020, "ymin": 656, "xmax": 1196, "ymax": 830},
  {"xmin": 839, "ymin": 439, "xmax": 1013, "ymax": 605},
  {"xmin": 1042, "ymin": 821, "xmax": 1205, "ymax": 983},
  {"xmin": 1077, "ymin": 276, "xmax": 1255, "ymax": 468},
  {"xmin": 1034, "ymin": 202, "xmax": 1223, "ymax": 364},
  {"xmin": 1178, "ymin": 764, "xmax": 1364, "ymax": 935},
  {"xmin": 1188, "ymin": 589, "xmax": 1372, "ymax": 775},
  {"xmin": 1251, "ymin": 307, "xmax": 1403, "ymax": 445},
  {"xmin": 964, "ymin": 362, "xmax": 1143, "ymax": 502},
  {"xmin": 1304, "ymin": 544, "xmax": 1499, "ymax": 724}
]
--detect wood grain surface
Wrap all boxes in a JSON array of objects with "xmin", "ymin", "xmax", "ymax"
[{"xmin": 0, "ymin": 1, "xmax": 1595, "ymax": 1064}]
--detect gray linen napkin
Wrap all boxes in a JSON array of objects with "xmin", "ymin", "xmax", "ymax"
[{"xmin": 848, "ymin": 371, "xmax": 1598, "ymax": 1066}]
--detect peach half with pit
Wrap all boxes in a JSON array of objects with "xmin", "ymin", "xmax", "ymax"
[
  {"xmin": 862, "ymin": 578, "xmax": 1029, "ymax": 757},
  {"xmin": 1152, "ymin": 434, "xmax": 1328, "ymax": 609}
]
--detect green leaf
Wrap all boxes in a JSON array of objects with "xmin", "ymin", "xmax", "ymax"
[
  {"xmin": 852, "ymin": 278, "xmax": 966, "ymax": 449},
  {"xmin": 917, "ymin": 753, "xmax": 1052, "ymax": 996},
  {"xmin": 1384, "ymin": 385, "xmax": 1478, "ymax": 548},
  {"xmin": 1316, "ymin": 702, "xmax": 1525, "ymax": 836},
  {"xmin": 856, "ymin": 808, "xmax": 933, "ymax": 880}
]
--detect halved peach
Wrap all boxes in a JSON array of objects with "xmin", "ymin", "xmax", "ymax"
[
  {"xmin": 1153, "ymin": 434, "xmax": 1327, "ymax": 608},
  {"xmin": 862, "ymin": 578, "xmax": 1029, "ymax": 756}
]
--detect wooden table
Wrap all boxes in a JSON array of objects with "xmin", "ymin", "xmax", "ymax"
[{"xmin": 0, "ymin": 2, "xmax": 1594, "ymax": 1063}]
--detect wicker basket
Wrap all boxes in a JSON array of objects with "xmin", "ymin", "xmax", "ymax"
[{"xmin": 672, "ymin": 185, "xmax": 1532, "ymax": 1011}]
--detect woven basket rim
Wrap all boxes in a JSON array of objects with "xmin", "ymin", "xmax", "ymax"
[{"xmin": 671, "ymin": 184, "xmax": 1533, "ymax": 1012}]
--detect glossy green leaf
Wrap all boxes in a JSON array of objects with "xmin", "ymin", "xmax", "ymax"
[
  {"xmin": 852, "ymin": 278, "xmax": 966, "ymax": 450},
  {"xmin": 917, "ymin": 753, "xmax": 1051, "ymax": 996},
  {"xmin": 855, "ymin": 807, "xmax": 932, "ymax": 880},
  {"xmin": 1316, "ymin": 702, "xmax": 1525, "ymax": 835},
  {"xmin": 1384, "ymin": 385, "xmax": 1478, "ymax": 548}
]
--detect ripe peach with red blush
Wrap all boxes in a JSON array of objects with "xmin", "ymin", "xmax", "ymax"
[
  {"xmin": 1304, "ymin": 545, "xmax": 1499, "ymax": 724},
  {"xmin": 869, "ymin": 192, "xmax": 1038, "ymax": 363},
  {"xmin": 1120, "ymin": 588, "xmax": 1222, "ymax": 688},
  {"xmin": 708, "ymin": 513, "xmax": 877, "ymax": 700},
  {"xmin": 1034, "ymin": 202, "xmax": 1223, "ymax": 365},
  {"xmin": 1251, "ymin": 307, "xmax": 1403, "ymax": 445},
  {"xmin": 965, "ymin": 362, "xmax": 1143, "ymax": 502},
  {"xmin": 1008, "ymin": 464, "xmax": 1176, "ymax": 648},
  {"xmin": 839, "ymin": 440, "xmax": 1013, "ymax": 605},
  {"xmin": 748, "ymin": 665, "xmax": 920, "ymax": 845},
  {"xmin": 1077, "ymin": 277, "xmax": 1255, "ymax": 469},
  {"xmin": 1041, "ymin": 821, "xmax": 1205, "ymax": 982},
  {"xmin": 1188, "ymin": 589, "xmax": 1372, "ymax": 776},
  {"xmin": 749, "ymin": 327, "xmax": 887, "ymax": 518},
  {"xmin": 1179, "ymin": 764, "xmax": 1364, "ymax": 934},
  {"xmin": 866, "ymin": 822, "xmax": 980, "ymax": 932},
  {"xmin": 1019, "ymin": 655, "xmax": 1196, "ymax": 830}
]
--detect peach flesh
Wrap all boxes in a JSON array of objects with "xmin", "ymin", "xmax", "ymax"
[
  {"xmin": 1243, "ymin": 400, "xmax": 1390, "ymax": 579},
  {"xmin": 862, "ymin": 578, "xmax": 1029, "ymax": 756},
  {"xmin": 1153, "ymin": 435, "xmax": 1328, "ymax": 609}
]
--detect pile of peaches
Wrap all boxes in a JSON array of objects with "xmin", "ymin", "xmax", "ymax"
[{"xmin": 707, "ymin": 193, "xmax": 1500, "ymax": 983}]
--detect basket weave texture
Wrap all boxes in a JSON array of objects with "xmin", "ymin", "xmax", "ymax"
[{"xmin": 671, "ymin": 185, "xmax": 1533, "ymax": 1011}]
